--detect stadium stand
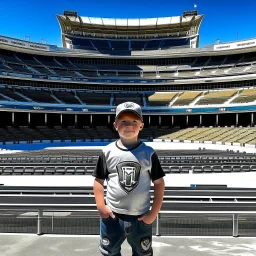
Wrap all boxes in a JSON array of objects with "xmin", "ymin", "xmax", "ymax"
[
  {"xmin": 2, "ymin": 11, "xmax": 256, "ymax": 242},
  {"xmin": 159, "ymin": 127, "xmax": 256, "ymax": 145},
  {"xmin": 77, "ymin": 91, "xmax": 111, "ymax": 105},
  {"xmin": 0, "ymin": 11, "xmax": 255, "ymax": 153},
  {"xmin": 147, "ymin": 92, "xmax": 178, "ymax": 106},
  {"xmin": 231, "ymin": 88, "xmax": 256, "ymax": 103},
  {"xmin": 172, "ymin": 91, "xmax": 202, "ymax": 106},
  {"xmin": 196, "ymin": 90, "xmax": 238, "ymax": 105},
  {"xmin": 0, "ymin": 147, "xmax": 255, "ymax": 176}
]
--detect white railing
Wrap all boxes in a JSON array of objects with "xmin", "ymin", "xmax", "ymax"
[{"xmin": 0, "ymin": 193, "xmax": 256, "ymax": 236}]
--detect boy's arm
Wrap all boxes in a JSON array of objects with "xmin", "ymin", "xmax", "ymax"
[
  {"xmin": 94, "ymin": 178, "xmax": 114, "ymax": 218},
  {"xmin": 151, "ymin": 177, "xmax": 165, "ymax": 217},
  {"xmin": 92, "ymin": 151, "xmax": 114, "ymax": 218},
  {"xmin": 138, "ymin": 177, "xmax": 165, "ymax": 224},
  {"xmin": 93, "ymin": 178, "xmax": 105, "ymax": 210}
]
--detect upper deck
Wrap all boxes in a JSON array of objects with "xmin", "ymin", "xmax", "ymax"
[{"xmin": 57, "ymin": 11, "xmax": 203, "ymax": 39}]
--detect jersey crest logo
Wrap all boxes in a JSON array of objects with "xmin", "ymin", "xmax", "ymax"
[{"xmin": 116, "ymin": 161, "xmax": 141, "ymax": 194}]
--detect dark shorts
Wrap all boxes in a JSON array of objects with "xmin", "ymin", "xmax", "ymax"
[{"xmin": 99, "ymin": 213, "xmax": 153, "ymax": 256}]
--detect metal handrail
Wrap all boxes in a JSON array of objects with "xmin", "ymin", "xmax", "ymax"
[
  {"xmin": 0, "ymin": 198, "xmax": 254, "ymax": 236},
  {"xmin": 0, "ymin": 186, "xmax": 256, "ymax": 236}
]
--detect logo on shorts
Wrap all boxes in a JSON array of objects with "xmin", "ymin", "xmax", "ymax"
[
  {"xmin": 140, "ymin": 237, "xmax": 151, "ymax": 251},
  {"xmin": 116, "ymin": 161, "xmax": 141, "ymax": 194},
  {"xmin": 102, "ymin": 238, "xmax": 110, "ymax": 246}
]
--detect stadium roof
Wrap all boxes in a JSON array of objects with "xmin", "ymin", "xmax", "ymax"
[
  {"xmin": 57, "ymin": 11, "xmax": 204, "ymax": 41},
  {"xmin": 75, "ymin": 16, "xmax": 196, "ymax": 27}
]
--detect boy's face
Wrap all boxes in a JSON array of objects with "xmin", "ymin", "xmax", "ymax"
[{"xmin": 114, "ymin": 111, "xmax": 144, "ymax": 142}]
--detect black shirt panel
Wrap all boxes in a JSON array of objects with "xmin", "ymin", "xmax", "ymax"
[
  {"xmin": 92, "ymin": 151, "xmax": 108, "ymax": 180},
  {"xmin": 151, "ymin": 152, "xmax": 165, "ymax": 182}
]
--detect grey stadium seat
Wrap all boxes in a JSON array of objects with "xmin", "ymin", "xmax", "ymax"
[
  {"xmin": 86, "ymin": 166, "xmax": 95, "ymax": 174},
  {"xmin": 222, "ymin": 165, "xmax": 232, "ymax": 172},
  {"xmin": 13, "ymin": 166, "xmax": 24, "ymax": 174},
  {"xmin": 24, "ymin": 167, "xmax": 35, "ymax": 175},
  {"xmin": 193, "ymin": 166, "xmax": 203, "ymax": 173},
  {"xmin": 241, "ymin": 165, "xmax": 250, "ymax": 172},
  {"xmin": 75, "ymin": 166, "xmax": 87, "ymax": 175},
  {"xmin": 3, "ymin": 167, "xmax": 13, "ymax": 174},
  {"xmin": 34, "ymin": 167, "xmax": 45, "ymax": 175},
  {"xmin": 66, "ymin": 167, "xmax": 76, "ymax": 174},
  {"xmin": 180, "ymin": 166, "xmax": 190, "ymax": 173},
  {"xmin": 203, "ymin": 165, "xmax": 212, "ymax": 173},
  {"xmin": 212, "ymin": 166, "xmax": 222, "ymax": 173},
  {"xmin": 162, "ymin": 166, "xmax": 171, "ymax": 174},
  {"xmin": 232, "ymin": 165, "xmax": 241, "ymax": 172},
  {"xmin": 169, "ymin": 166, "xmax": 180, "ymax": 173},
  {"xmin": 250, "ymin": 165, "xmax": 256, "ymax": 171},
  {"xmin": 45, "ymin": 166, "xmax": 56, "ymax": 174},
  {"xmin": 55, "ymin": 166, "xmax": 66, "ymax": 175}
]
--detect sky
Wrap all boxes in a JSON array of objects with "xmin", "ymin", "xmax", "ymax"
[{"xmin": 0, "ymin": 0, "xmax": 256, "ymax": 48}]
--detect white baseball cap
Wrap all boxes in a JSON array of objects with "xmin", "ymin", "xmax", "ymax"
[{"xmin": 115, "ymin": 102, "xmax": 143, "ymax": 121}]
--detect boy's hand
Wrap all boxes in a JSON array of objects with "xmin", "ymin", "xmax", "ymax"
[
  {"xmin": 97, "ymin": 205, "xmax": 115, "ymax": 219},
  {"xmin": 137, "ymin": 210, "xmax": 156, "ymax": 224}
]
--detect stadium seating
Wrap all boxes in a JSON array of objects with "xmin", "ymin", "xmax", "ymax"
[
  {"xmin": 53, "ymin": 91, "xmax": 80, "ymax": 104},
  {"xmin": 172, "ymin": 91, "xmax": 202, "ymax": 106},
  {"xmin": 0, "ymin": 87, "xmax": 28, "ymax": 101},
  {"xmin": 159, "ymin": 127, "xmax": 256, "ymax": 145},
  {"xmin": 231, "ymin": 88, "xmax": 256, "ymax": 103},
  {"xmin": 114, "ymin": 93, "xmax": 143, "ymax": 106},
  {"xmin": 77, "ymin": 91, "xmax": 111, "ymax": 105},
  {"xmin": 34, "ymin": 56, "xmax": 63, "ymax": 68},
  {"xmin": 7, "ymin": 63, "xmax": 32, "ymax": 74},
  {"xmin": 196, "ymin": 90, "xmax": 238, "ymax": 105},
  {"xmin": 1, "ymin": 46, "xmax": 256, "ymax": 82},
  {"xmin": 0, "ymin": 19, "xmax": 256, "ymax": 159},
  {"xmin": 0, "ymin": 146, "xmax": 255, "ymax": 175},
  {"xmin": 147, "ymin": 92, "xmax": 178, "ymax": 106},
  {"xmin": 18, "ymin": 88, "xmax": 57, "ymax": 103}
]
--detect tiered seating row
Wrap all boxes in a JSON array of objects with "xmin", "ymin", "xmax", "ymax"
[
  {"xmin": 147, "ymin": 92, "xmax": 178, "ymax": 106},
  {"xmin": 0, "ymin": 155, "xmax": 98, "ymax": 164},
  {"xmin": 172, "ymin": 91, "xmax": 202, "ymax": 106},
  {"xmin": 231, "ymin": 89, "xmax": 256, "ymax": 103},
  {"xmin": 0, "ymin": 86, "xmax": 140, "ymax": 105},
  {"xmin": 2, "ymin": 164, "xmax": 255, "ymax": 175},
  {"xmin": 0, "ymin": 126, "xmax": 175, "ymax": 143},
  {"xmin": 18, "ymin": 88, "xmax": 57, "ymax": 103},
  {"xmin": 0, "ymin": 165, "xmax": 94, "ymax": 175},
  {"xmin": 113, "ymin": 94, "xmax": 143, "ymax": 106},
  {"xmin": 0, "ymin": 85, "xmax": 256, "ymax": 106},
  {"xmin": 165, "ymin": 165, "xmax": 256, "ymax": 174},
  {"xmin": 197, "ymin": 90, "xmax": 237, "ymax": 105},
  {"xmin": 1, "ymin": 49, "xmax": 256, "ymax": 80},
  {"xmin": 159, "ymin": 127, "xmax": 256, "ymax": 145}
]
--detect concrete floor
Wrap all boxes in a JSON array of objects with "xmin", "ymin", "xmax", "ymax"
[{"xmin": 1, "ymin": 234, "xmax": 256, "ymax": 256}]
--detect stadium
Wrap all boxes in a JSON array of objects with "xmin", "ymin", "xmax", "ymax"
[{"xmin": 1, "ymin": 9, "xmax": 256, "ymax": 249}]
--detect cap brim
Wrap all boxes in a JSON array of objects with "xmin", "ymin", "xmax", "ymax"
[{"xmin": 115, "ymin": 110, "xmax": 143, "ymax": 121}]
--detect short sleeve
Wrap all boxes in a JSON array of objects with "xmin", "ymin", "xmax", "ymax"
[
  {"xmin": 150, "ymin": 152, "xmax": 165, "ymax": 181},
  {"xmin": 92, "ymin": 151, "xmax": 108, "ymax": 179}
]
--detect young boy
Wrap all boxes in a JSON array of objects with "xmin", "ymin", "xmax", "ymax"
[{"xmin": 93, "ymin": 101, "xmax": 165, "ymax": 256}]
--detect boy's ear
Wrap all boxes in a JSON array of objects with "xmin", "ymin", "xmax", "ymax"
[
  {"xmin": 140, "ymin": 122, "xmax": 144, "ymax": 130},
  {"xmin": 113, "ymin": 122, "xmax": 118, "ymax": 130}
]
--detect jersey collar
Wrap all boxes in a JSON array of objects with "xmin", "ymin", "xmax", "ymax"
[{"xmin": 115, "ymin": 140, "xmax": 142, "ymax": 151}]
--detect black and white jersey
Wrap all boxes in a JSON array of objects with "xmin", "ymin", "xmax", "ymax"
[{"xmin": 93, "ymin": 140, "xmax": 165, "ymax": 215}]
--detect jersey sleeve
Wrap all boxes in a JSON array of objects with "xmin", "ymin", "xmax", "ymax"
[
  {"xmin": 150, "ymin": 152, "xmax": 165, "ymax": 181},
  {"xmin": 92, "ymin": 151, "xmax": 108, "ymax": 179}
]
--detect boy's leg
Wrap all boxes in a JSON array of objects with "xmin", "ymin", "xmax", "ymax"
[
  {"xmin": 99, "ymin": 216, "xmax": 126, "ymax": 256},
  {"xmin": 126, "ymin": 218, "xmax": 153, "ymax": 256}
]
